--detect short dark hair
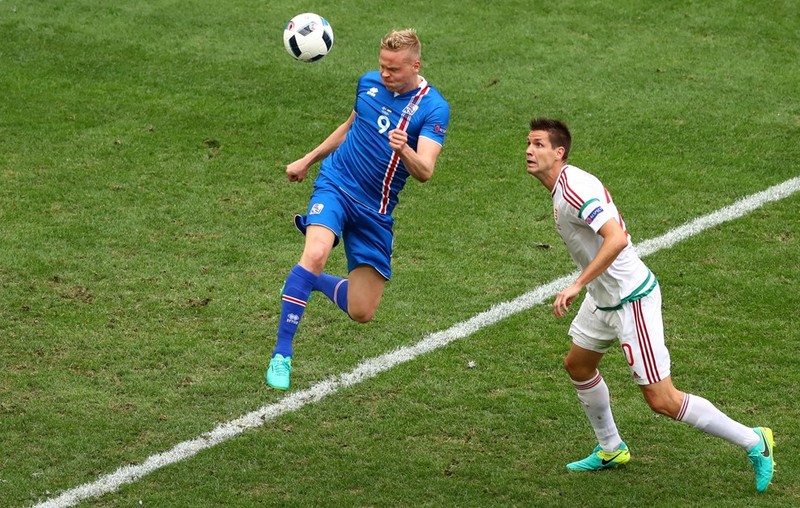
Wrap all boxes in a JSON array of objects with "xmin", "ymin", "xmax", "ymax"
[{"xmin": 529, "ymin": 117, "xmax": 571, "ymax": 161}]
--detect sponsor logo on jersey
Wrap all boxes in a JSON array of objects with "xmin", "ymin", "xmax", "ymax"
[
  {"xmin": 367, "ymin": 87, "xmax": 378, "ymax": 97},
  {"xmin": 382, "ymin": 106, "xmax": 393, "ymax": 115},
  {"xmin": 310, "ymin": 203, "xmax": 324, "ymax": 215},
  {"xmin": 586, "ymin": 206, "xmax": 603, "ymax": 224}
]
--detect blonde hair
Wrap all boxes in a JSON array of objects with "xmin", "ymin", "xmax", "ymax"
[{"xmin": 380, "ymin": 29, "xmax": 421, "ymax": 60}]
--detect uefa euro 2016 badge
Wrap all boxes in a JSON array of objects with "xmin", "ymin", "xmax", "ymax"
[{"xmin": 585, "ymin": 206, "xmax": 604, "ymax": 225}]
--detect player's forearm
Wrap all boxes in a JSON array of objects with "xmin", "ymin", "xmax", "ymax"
[
  {"xmin": 301, "ymin": 112, "xmax": 354, "ymax": 166},
  {"xmin": 575, "ymin": 250, "xmax": 617, "ymax": 289},
  {"xmin": 398, "ymin": 148, "xmax": 434, "ymax": 182},
  {"xmin": 398, "ymin": 137, "xmax": 442, "ymax": 182},
  {"xmin": 305, "ymin": 124, "xmax": 349, "ymax": 165},
  {"xmin": 576, "ymin": 232, "xmax": 627, "ymax": 288}
]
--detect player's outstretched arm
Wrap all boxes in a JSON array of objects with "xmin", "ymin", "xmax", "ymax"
[{"xmin": 286, "ymin": 111, "xmax": 356, "ymax": 182}]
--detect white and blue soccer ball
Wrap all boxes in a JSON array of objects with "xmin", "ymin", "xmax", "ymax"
[{"xmin": 283, "ymin": 13, "xmax": 334, "ymax": 63}]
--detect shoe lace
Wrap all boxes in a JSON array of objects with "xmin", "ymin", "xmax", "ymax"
[{"xmin": 272, "ymin": 358, "xmax": 291, "ymax": 375}]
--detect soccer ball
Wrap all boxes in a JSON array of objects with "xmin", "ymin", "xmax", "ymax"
[{"xmin": 283, "ymin": 13, "xmax": 334, "ymax": 63}]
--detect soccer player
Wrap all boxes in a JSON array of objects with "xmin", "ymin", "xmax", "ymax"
[
  {"xmin": 266, "ymin": 29, "xmax": 450, "ymax": 390},
  {"xmin": 525, "ymin": 117, "xmax": 775, "ymax": 492}
]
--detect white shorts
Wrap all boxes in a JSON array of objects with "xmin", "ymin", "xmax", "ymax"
[{"xmin": 569, "ymin": 285, "xmax": 671, "ymax": 385}]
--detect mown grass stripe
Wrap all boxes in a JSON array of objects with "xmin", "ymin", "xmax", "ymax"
[{"xmin": 32, "ymin": 175, "xmax": 800, "ymax": 508}]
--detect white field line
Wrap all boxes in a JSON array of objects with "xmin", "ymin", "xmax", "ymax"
[{"xmin": 32, "ymin": 176, "xmax": 800, "ymax": 508}]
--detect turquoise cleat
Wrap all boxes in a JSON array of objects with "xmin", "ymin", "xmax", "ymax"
[
  {"xmin": 567, "ymin": 442, "xmax": 630, "ymax": 471},
  {"xmin": 266, "ymin": 354, "xmax": 292, "ymax": 391},
  {"xmin": 748, "ymin": 427, "xmax": 775, "ymax": 493}
]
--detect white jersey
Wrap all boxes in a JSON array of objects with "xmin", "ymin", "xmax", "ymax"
[{"xmin": 551, "ymin": 164, "xmax": 655, "ymax": 309}]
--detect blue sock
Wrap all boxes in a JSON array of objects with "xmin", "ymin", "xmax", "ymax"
[
  {"xmin": 273, "ymin": 265, "xmax": 318, "ymax": 358},
  {"xmin": 313, "ymin": 272, "xmax": 349, "ymax": 315}
]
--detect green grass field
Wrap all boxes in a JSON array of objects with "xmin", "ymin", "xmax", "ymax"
[{"xmin": 2, "ymin": 1, "xmax": 798, "ymax": 506}]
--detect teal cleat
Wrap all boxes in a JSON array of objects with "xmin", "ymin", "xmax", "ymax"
[
  {"xmin": 567, "ymin": 442, "xmax": 630, "ymax": 471},
  {"xmin": 748, "ymin": 427, "xmax": 775, "ymax": 493},
  {"xmin": 266, "ymin": 354, "xmax": 292, "ymax": 390}
]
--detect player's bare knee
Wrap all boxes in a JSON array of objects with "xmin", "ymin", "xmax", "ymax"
[
  {"xmin": 300, "ymin": 249, "xmax": 328, "ymax": 273},
  {"xmin": 643, "ymin": 393, "xmax": 680, "ymax": 419},
  {"xmin": 563, "ymin": 356, "xmax": 593, "ymax": 381},
  {"xmin": 562, "ymin": 356, "xmax": 573, "ymax": 375},
  {"xmin": 562, "ymin": 356, "xmax": 577, "ymax": 377},
  {"xmin": 348, "ymin": 307, "xmax": 375, "ymax": 323},
  {"xmin": 645, "ymin": 399, "xmax": 671, "ymax": 417}
]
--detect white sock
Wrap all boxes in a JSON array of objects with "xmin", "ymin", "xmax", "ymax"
[
  {"xmin": 572, "ymin": 372, "xmax": 622, "ymax": 452},
  {"xmin": 677, "ymin": 394, "xmax": 759, "ymax": 450}
]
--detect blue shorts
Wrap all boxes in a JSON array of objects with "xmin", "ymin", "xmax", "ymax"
[{"xmin": 294, "ymin": 182, "xmax": 394, "ymax": 280}]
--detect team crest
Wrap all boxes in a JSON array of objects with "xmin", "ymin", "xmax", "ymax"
[{"xmin": 402, "ymin": 103, "xmax": 419, "ymax": 116}]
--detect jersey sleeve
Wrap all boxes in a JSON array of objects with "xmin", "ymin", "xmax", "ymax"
[
  {"xmin": 568, "ymin": 171, "xmax": 619, "ymax": 234},
  {"xmin": 578, "ymin": 195, "xmax": 617, "ymax": 233},
  {"xmin": 354, "ymin": 73, "xmax": 367, "ymax": 111},
  {"xmin": 418, "ymin": 99, "xmax": 450, "ymax": 146}
]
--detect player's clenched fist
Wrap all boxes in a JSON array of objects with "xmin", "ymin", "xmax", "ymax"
[{"xmin": 388, "ymin": 128, "xmax": 408, "ymax": 153}]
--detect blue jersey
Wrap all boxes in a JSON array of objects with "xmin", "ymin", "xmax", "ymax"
[{"xmin": 316, "ymin": 71, "xmax": 450, "ymax": 215}]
